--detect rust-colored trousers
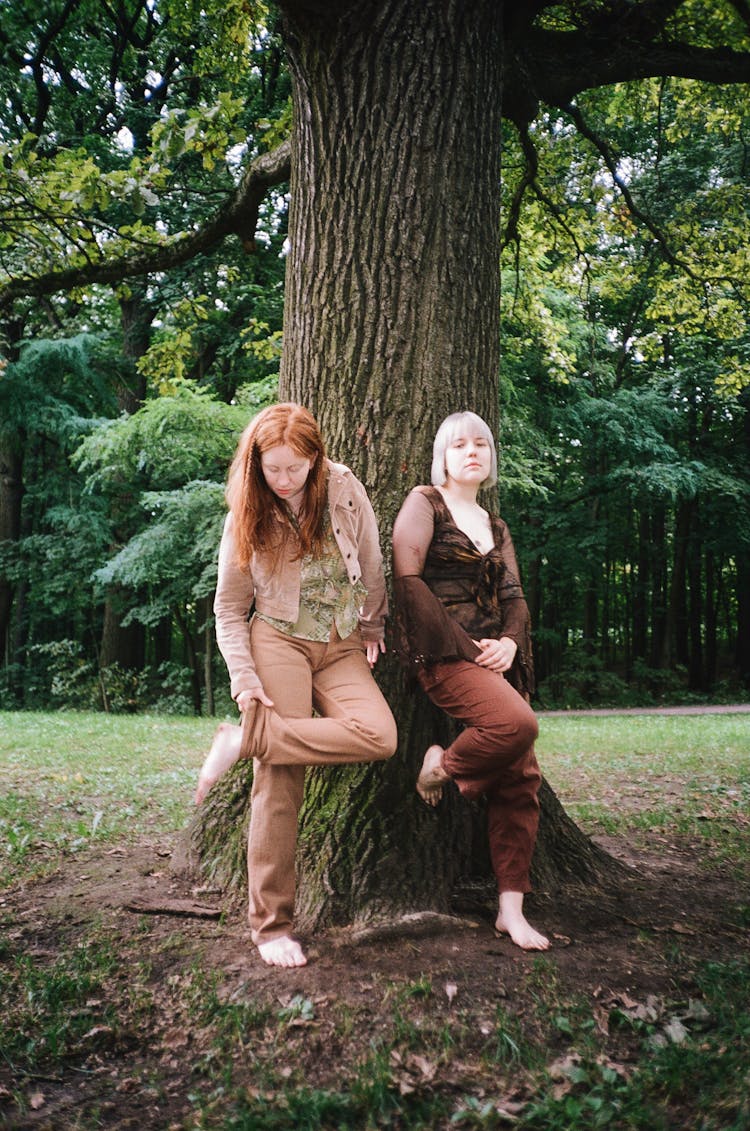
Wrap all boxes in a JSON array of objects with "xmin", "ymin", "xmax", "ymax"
[
  {"xmin": 417, "ymin": 660, "xmax": 541, "ymax": 893},
  {"xmin": 243, "ymin": 617, "xmax": 397, "ymax": 944}
]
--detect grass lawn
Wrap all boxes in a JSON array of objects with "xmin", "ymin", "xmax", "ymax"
[
  {"xmin": 0, "ymin": 711, "xmax": 219, "ymax": 887},
  {"xmin": 538, "ymin": 712, "xmax": 750, "ymax": 864},
  {"xmin": 1, "ymin": 708, "xmax": 748, "ymax": 1130}
]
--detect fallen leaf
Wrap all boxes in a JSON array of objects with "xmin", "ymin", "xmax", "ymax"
[
  {"xmin": 593, "ymin": 1005, "xmax": 610, "ymax": 1036},
  {"xmin": 29, "ymin": 1093, "xmax": 45, "ymax": 1110},
  {"xmin": 444, "ymin": 981, "xmax": 458, "ymax": 1004},
  {"xmin": 683, "ymin": 999, "xmax": 711, "ymax": 1023},
  {"xmin": 115, "ymin": 1077, "xmax": 141, "ymax": 1093},
  {"xmin": 548, "ymin": 1053, "xmax": 582, "ymax": 1080},
  {"xmin": 663, "ymin": 1018, "xmax": 689, "ymax": 1044},
  {"xmin": 162, "ymin": 1026, "xmax": 189, "ymax": 1050},
  {"xmin": 82, "ymin": 1025, "xmax": 114, "ymax": 1042},
  {"xmin": 408, "ymin": 1054, "xmax": 437, "ymax": 1081}
]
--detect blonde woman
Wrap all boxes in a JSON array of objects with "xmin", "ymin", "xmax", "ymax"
[{"xmin": 392, "ymin": 411, "xmax": 548, "ymax": 951}]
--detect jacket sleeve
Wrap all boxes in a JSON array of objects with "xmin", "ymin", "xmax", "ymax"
[
  {"xmin": 353, "ymin": 478, "xmax": 388, "ymax": 642},
  {"xmin": 213, "ymin": 513, "xmax": 264, "ymax": 699}
]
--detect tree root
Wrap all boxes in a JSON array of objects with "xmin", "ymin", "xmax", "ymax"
[{"xmin": 329, "ymin": 910, "xmax": 482, "ymax": 947}]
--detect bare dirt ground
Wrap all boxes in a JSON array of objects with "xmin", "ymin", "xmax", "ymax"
[{"xmin": 2, "ymin": 806, "xmax": 748, "ymax": 1130}]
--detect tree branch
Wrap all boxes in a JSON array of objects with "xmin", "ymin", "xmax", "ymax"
[
  {"xmin": 726, "ymin": 0, "xmax": 750, "ymax": 32},
  {"xmin": 564, "ymin": 101, "xmax": 748, "ymax": 298},
  {"xmin": 0, "ymin": 140, "xmax": 291, "ymax": 313},
  {"xmin": 502, "ymin": 122, "xmax": 591, "ymax": 271},
  {"xmin": 506, "ymin": 27, "xmax": 750, "ymax": 128},
  {"xmin": 563, "ymin": 101, "xmax": 691, "ymax": 277}
]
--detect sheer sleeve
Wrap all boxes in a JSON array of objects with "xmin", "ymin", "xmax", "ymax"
[
  {"xmin": 490, "ymin": 517, "xmax": 535, "ymax": 695},
  {"xmin": 492, "ymin": 519, "xmax": 532, "ymax": 645},
  {"xmin": 391, "ymin": 488, "xmax": 479, "ymax": 669},
  {"xmin": 392, "ymin": 487, "xmax": 435, "ymax": 580}
]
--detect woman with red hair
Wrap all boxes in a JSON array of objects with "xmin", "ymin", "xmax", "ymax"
[{"xmin": 196, "ymin": 403, "xmax": 397, "ymax": 968}]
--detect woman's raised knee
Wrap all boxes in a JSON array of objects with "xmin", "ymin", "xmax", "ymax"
[
  {"xmin": 519, "ymin": 710, "xmax": 539, "ymax": 750},
  {"xmin": 374, "ymin": 715, "xmax": 398, "ymax": 760}
]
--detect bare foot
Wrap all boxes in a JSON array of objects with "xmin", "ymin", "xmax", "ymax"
[
  {"xmin": 257, "ymin": 936, "xmax": 308, "ymax": 968},
  {"xmin": 495, "ymin": 891, "xmax": 549, "ymax": 951},
  {"xmin": 194, "ymin": 722, "xmax": 242, "ymax": 805},
  {"xmin": 416, "ymin": 744, "xmax": 450, "ymax": 806}
]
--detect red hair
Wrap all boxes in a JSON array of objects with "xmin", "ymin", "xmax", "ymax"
[{"xmin": 226, "ymin": 403, "xmax": 328, "ymax": 569}]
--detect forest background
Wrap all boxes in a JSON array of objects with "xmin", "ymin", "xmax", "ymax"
[{"xmin": 1, "ymin": 0, "xmax": 750, "ymax": 719}]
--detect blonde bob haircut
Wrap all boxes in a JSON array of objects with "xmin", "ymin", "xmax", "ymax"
[{"xmin": 430, "ymin": 411, "xmax": 498, "ymax": 489}]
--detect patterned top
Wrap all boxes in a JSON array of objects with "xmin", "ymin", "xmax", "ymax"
[
  {"xmin": 392, "ymin": 486, "xmax": 534, "ymax": 696},
  {"xmin": 257, "ymin": 508, "xmax": 367, "ymax": 642}
]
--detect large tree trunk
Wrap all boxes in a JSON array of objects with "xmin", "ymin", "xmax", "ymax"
[{"xmin": 182, "ymin": 0, "xmax": 621, "ymax": 927}]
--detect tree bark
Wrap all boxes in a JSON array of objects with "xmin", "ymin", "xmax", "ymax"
[
  {"xmin": 99, "ymin": 590, "xmax": 146, "ymax": 672},
  {"xmin": 279, "ymin": 0, "xmax": 504, "ymax": 480}
]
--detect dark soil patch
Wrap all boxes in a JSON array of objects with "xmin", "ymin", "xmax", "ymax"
[{"xmin": 1, "ymin": 828, "xmax": 747, "ymax": 1130}]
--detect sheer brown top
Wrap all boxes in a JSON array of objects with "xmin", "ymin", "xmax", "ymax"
[{"xmin": 391, "ymin": 486, "xmax": 533, "ymax": 695}]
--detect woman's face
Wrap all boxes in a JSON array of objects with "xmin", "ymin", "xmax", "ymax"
[
  {"xmin": 260, "ymin": 443, "xmax": 315, "ymax": 503},
  {"xmin": 443, "ymin": 429, "xmax": 492, "ymax": 487}
]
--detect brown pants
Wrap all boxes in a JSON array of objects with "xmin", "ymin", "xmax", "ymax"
[
  {"xmin": 418, "ymin": 660, "xmax": 541, "ymax": 893},
  {"xmin": 244, "ymin": 617, "xmax": 397, "ymax": 943}
]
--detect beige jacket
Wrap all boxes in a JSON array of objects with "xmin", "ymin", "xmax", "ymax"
[{"xmin": 214, "ymin": 460, "xmax": 388, "ymax": 699}]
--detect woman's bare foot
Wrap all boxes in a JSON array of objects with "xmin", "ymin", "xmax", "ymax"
[
  {"xmin": 495, "ymin": 890, "xmax": 549, "ymax": 951},
  {"xmin": 194, "ymin": 722, "xmax": 243, "ymax": 805},
  {"xmin": 257, "ymin": 936, "xmax": 307, "ymax": 968},
  {"xmin": 416, "ymin": 744, "xmax": 450, "ymax": 806}
]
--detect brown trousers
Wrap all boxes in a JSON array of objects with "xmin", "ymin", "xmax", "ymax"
[
  {"xmin": 243, "ymin": 617, "xmax": 397, "ymax": 943},
  {"xmin": 418, "ymin": 660, "xmax": 541, "ymax": 893}
]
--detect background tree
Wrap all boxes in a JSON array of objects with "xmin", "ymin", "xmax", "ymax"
[{"xmin": 0, "ymin": 0, "xmax": 289, "ymax": 701}]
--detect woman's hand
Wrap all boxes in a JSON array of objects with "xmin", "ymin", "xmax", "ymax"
[
  {"xmin": 236, "ymin": 685, "xmax": 274, "ymax": 712},
  {"xmin": 366, "ymin": 639, "xmax": 386, "ymax": 668},
  {"xmin": 472, "ymin": 636, "xmax": 517, "ymax": 674}
]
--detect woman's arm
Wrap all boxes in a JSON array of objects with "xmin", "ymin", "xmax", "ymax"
[
  {"xmin": 213, "ymin": 513, "xmax": 266, "ymax": 701},
  {"xmin": 353, "ymin": 480, "xmax": 388, "ymax": 642},
  {"xmin": 392, "ymin": 488, "xmax": 435, "ymax": 578},
  {"xmin": 494, "ymin": 519, "xmax": 531, "ymax": 644},
  {"xmin": 392, "ymin": 489, "xmax": 479, "ymax": 666},
  {"xmin": 473, "ymin": 518, "xmax": 534, "ymax": 691}
]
